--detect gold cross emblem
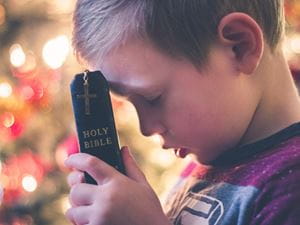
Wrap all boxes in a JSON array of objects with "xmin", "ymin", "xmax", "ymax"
[{"xmin": 77, "ymin": 71, "xmax": 97, "ymax": 115}]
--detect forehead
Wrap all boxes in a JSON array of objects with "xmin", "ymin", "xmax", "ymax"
[{"xmin": 93, "ymin": 39, "xmax": 179, "ymax": 92}]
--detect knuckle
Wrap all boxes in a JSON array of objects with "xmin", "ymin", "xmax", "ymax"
[
  {"xmin": 84, "ymin": 156, "xmax": 98, "ymax": 169},
  {"xmin": 69, "ymin": 183, "xmax": 81, "ymax": 203}
]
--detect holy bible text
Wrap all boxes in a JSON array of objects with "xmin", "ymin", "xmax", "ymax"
[{"xmin": 82, "ymin": 127, "xmax": 113, "ymax": 149}]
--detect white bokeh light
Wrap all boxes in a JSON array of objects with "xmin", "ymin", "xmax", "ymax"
[
  {"xmin": 22, "ymin": 175, "xmax": 38, "ymax": 192},
  {"xmin": 42, "ymin": 35, "xmax": 70, "ymax": 69},
  {"xmin": 0, "ymin": 82, "xmax": 12, "ymax": 98},
  {"xmin": 10, "ymin": 44, "xmax": 26, "ymax": 67}
]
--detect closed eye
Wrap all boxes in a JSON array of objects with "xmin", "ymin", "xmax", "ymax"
[{"xmin": 146, "ymin": 95, "xmax": 161, "ymax": 106}]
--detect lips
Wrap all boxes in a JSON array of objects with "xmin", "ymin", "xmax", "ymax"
[
  {"xmin": 162, "ymin": 143, "xmax": 189, "ymax": 158},
  {"xmin": 174, "ymin": 148, "xmax": 188, "ymax": 158}
]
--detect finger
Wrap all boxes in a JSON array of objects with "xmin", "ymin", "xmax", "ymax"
[
  {"xmin": 65, "ymin": 153, "xmax": 118, "ymax": 185},
  {"xmin": 121, "ymin": 146, "xmax": 148, "ymax": 185},
  {"xmin": 69, "ymin": 183, "xmax": 95, "ymax": 206},
  {"xmin": 66, "ymin": 206, "xmax": 90, "ymax": 225},
  {"xmin": 67, "ymin": 170, "xmax": 85, "ymax": 187}
]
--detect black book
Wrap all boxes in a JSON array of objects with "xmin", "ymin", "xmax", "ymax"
[{"xmin": 70, "ymin": 70, "xmax": 126, "ymax": 184}]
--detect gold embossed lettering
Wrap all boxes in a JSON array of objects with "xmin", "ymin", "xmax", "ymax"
[
  {"xmin": 103, "ymin": 127, "xmax": 109, "ymax": 135},
  {"xmin": 106, "ymin": 137, "xmax": 112, "ymax": 145},
  {"xmin": 84, "ymin": 141, "xmax": 90, "ymax": 149},
  {"xmin": 82, "ymin": 127, "xmax": 110, "ymax": 139},
  {"xmin": 83, "ymin": 130, "xmax": 90, "ymax": 139}
]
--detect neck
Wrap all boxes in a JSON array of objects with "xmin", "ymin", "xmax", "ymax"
[{"xmin": 239, "ymin": 46, "xmax": 300, "ymax": 146}]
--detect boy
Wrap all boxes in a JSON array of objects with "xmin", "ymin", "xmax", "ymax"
[{"xmin": 65, "ymin": 0, "xmax": 300, "ymax": 224}]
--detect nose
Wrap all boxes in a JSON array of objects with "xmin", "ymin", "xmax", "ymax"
[{"xmin": 134, "ymin": 103, "xmax": 166, "ymax": 137}]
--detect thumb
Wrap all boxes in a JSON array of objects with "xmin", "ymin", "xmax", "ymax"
[{"xmin": 121, "ymin": 146, "xmax": 148, "ymax": 185}]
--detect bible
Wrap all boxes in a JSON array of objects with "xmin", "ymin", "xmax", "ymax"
[{"xmin": 70, "ymin": 70, "xmax": 126, "ymax": 185}]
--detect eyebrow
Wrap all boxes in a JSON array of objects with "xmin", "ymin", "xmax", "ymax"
[
  {"xmin": 108, "ymin": 80, "xmax": 158, "ymax": 99},
  {"xmin": 108, "ymin": 82, "xmax": 130, "ymax": 97}
]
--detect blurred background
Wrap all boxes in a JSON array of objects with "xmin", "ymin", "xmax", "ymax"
[{"xmin": 0, "ymin": 0, "xmax": 299, "ymax": 224}]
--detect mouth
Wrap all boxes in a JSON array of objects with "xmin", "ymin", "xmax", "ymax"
[
  {"xmin": 163, "ymin": 145, "xmax": 189, "ymax": 158},
  {"xmin": 174, "ymin": 148, "xmax": 189, "ymax": 158}
]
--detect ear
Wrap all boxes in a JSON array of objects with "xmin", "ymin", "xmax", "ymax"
[{"xmin": 217, "ymin": 12, "xmax": 264, "ymax": 74}]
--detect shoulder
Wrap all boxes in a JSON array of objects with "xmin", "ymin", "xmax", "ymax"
[
  {"xmin": 253, "ymin": 135, "xmax": 300, "ymax": 180},
  {"xmin": 249, "ymin": 167, "xmax": 300, "ymax": 224},
  {"xmin": 249, "ymin": 136, "xmax": 300, "ymax": 224},
  {"xmin": 197, "ymin": 136, "xmax": 300, "ymax": 187}
]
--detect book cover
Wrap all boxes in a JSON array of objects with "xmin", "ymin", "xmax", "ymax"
[{"xmin": 70, "ymin": 70, "xmax": 126, "ymax": 184}]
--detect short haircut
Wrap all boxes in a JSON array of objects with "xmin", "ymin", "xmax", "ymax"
[{"xmin": 72, "ymin": 0, "xmax": 285, "ymax": 67}]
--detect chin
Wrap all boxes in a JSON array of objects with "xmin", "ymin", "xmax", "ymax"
[{"xmin": 194, "ymin": 152, "xmax": 219, "ymax": 165}]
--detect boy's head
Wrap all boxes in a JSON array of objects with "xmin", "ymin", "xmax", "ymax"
[
  {"xmin": 72, "ymin": 0, "xmax": 287, "ymax": 163},
  {"xmin": 73, "ymin": 0, "xmax": 284, "ymax": 67}
]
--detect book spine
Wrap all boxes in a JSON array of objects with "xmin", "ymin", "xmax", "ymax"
[{"xmin": 70, "ymin": 71, "xmax": 126, "ymax": 184}]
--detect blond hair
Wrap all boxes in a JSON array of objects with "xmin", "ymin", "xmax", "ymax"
[{"xmin": 73, "ymin": 0, "xmax": 285, "ymax": 67}]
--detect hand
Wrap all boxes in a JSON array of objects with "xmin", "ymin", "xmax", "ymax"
[{"xmin": 64, "ymin": 146, "xmax": 171, "ymax": 225}]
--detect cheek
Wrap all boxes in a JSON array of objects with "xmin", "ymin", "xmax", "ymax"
[
  {"xmin": 162, "ymin": 92, "xmax": 211, "ymax": 145},
  {"xmin": 163, "ymin": 97, "xmax": 237, "ymax": 163},
  {"xmin": 162, "ymin": 84, "xmax": 240, "ymax": 152}
]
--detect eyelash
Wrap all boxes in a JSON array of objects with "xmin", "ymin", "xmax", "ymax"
[{"xmin": 146, "ymin": 95, "xmax": 161, "ymax": 105}]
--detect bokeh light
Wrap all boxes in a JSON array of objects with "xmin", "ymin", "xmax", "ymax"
[
  {"xmin": 18, "ymin": 52, "xmax": 37, "ymax": 73},
  {"xmin": 42, "ymin": 35, "xmax": 70, "ymax": 69},
  {"xmin": 0, "ymin": 82, "xmax": 13, "ymax": 98},
  {"xmin": 10, "ymin": 44, "xmax": 26, "ymax": 67},
  {"xmin": 49, "ymin": 0, "xmax": 74, "ymax": 14},
  {"xmin": 19, "ymin": 85, "xmax": 35, "ymax": 101},
  {"xmin": 22, "ymin": 175, "xmax": 37, "ymax": 192},
  {"xmin": 1, "ymin": 112, "xmax": 15, "ymax": 128}
]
